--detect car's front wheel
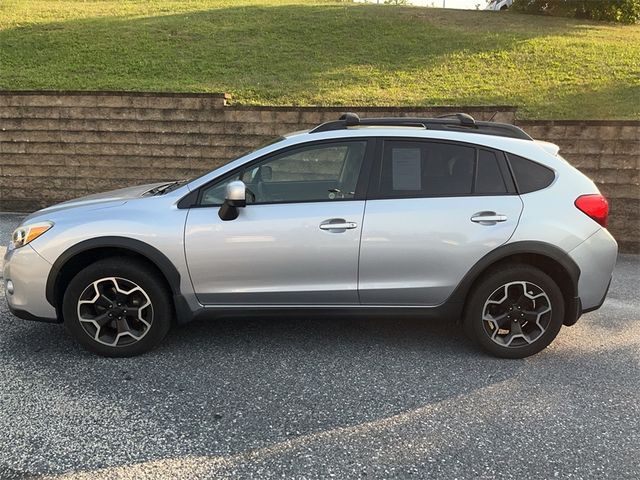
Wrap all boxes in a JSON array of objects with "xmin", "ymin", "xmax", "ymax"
[
  {"xmin": 463, "ymin": 265, "xmax": 565, "ymax": 359},
  {"xmin": 62, "ymin": 257, "xmax": 172, "ymax": 357}
]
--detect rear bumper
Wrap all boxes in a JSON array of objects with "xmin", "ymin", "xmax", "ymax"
[
  {"xmin": 568, "ymin": 228, "xmax": 618, "ymax": 312},
  {"xmin": 565, "ymin": 275, "xmax": 611, "ymax": 327},
  {"xmin": 582, "ymin": 276, "xmax": 612, "ymax": 314}
]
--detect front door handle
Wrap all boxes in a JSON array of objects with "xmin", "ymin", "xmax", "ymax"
[
  {"xmin": 319, "ymin": 219, "xmax": 358, "ymax": 231},
  {"xmin": 471, "ymin": 212, "xmax": 508, "ymax": 225}
]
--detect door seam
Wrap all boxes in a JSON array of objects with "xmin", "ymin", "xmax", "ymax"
[{"xmin": 356, "ymin": 200, "xmax": 368, "ymax": 305}]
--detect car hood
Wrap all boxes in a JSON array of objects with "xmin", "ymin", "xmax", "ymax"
[{"xmin": 24, "ymin": 182, "xmax": 169, "ymax": 221}]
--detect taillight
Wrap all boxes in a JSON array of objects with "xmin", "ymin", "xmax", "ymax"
[{"xmin": 575, "ymin": 194, "xmax": 609, "ymax": 228}]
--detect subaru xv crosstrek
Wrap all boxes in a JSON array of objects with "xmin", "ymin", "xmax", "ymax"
[{"xmin": 4, "ymin": 113, "xmax": 617, "ymax": 358}]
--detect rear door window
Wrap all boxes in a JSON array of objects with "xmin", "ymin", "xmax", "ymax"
[
  {"xmin": 376, "ymin": 140, "xmax": 512, "ymax": 198},
  {"xmin": 379, "ymin": 141, "xmax": 475, "ymax": 197}
]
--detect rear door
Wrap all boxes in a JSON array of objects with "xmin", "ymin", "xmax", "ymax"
[{"xmin": 358, "ymin": 138, "xmax": 523, "ymax": 305}]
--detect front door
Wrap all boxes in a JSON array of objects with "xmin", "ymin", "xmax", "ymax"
[{"xmin": 185, "ymin": 139, "xmax": 372, "ymax": 305}]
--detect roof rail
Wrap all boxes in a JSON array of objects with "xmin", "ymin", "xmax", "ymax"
[
  {"xmin": 436, "ymin": 112, "xmax": 476, "ymax": 126},
  {"xmin": 309, "ymin": 112, "xmax": 532, "ymax": 140}
]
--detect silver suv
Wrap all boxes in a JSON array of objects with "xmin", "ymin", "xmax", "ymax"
[{"xmin": 4, "ymin": 113, "xmax": 617, "ymax": 358}]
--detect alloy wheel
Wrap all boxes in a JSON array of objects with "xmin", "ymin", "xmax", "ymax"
[
  {"xmin": 482, "ymin": 281, "xmax": 552, "ymax": 348},
  {"xmin": 77, "ymin": 277, "xmax": 153, "ymax": 347}
]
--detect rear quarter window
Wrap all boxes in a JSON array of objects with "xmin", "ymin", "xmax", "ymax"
[{"xmin": 507, "ymin": 153, "xmax": 555, "ymax": 193}]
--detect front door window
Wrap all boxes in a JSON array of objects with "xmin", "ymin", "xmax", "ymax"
[{"xmin": 200, "ymin": 140, "xmax": 368, "ymax": 206}]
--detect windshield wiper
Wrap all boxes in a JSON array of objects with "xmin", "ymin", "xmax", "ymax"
[{"xmin": 145, "ymin": 180, "xmax": 187, "ymax": 196}]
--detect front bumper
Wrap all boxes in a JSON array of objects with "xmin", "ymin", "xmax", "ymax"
[{"xmin": 3, "ymin": 244, "xmax": 59, "ymax": 322}]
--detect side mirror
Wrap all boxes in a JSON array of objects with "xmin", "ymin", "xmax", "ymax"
[{"xmin": 218, "ymin": 180, "xmax": 246, "ymax": 221}]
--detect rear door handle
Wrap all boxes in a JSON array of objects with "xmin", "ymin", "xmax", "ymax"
[
  {"xmin": 319, "ymin": 219, "xmax": 358, "ymax": 231},
  {"xmin": 471, "ymin": 212, "xmax": 508, "ymax": 224}
]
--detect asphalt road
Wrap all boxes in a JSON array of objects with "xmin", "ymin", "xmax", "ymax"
[{"xmin": 0, "ymin": 213, "xmax": 638, "ymax": 479}]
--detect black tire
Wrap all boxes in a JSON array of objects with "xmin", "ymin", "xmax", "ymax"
[
  {"xmin": 463, "ymin": 264, "xmax": 564, "ymax": 359},
  {"xmin": 62, "ymin": 257, "xmax": 173, "ymax": 357}
]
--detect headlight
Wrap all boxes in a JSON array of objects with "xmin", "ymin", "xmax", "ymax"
[{"xmin": 11, "ymin": 221, "xmax": 54, "ymax": 249}]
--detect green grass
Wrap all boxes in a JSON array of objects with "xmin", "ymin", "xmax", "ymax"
[{"xmin": 1, "ymin": 0, "xmax": 639, "ymax": 118}]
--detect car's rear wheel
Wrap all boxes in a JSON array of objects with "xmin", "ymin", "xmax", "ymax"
[
  {"xmin": 463, "ymin": 265, "xmax": 565, "ymax": 359},
  {"xmin": 62, "ymin": 257, "xmax": 172, "ymax": 357}
]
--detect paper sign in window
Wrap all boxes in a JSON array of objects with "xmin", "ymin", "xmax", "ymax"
[{"xmin": 392, "ymin": 148, "xmax": 421, "ymax": 190}]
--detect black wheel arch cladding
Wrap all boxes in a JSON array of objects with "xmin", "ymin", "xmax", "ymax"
[{"xmin": 46, "ymin": 236, "xmax": 182, "ymax": 310}]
